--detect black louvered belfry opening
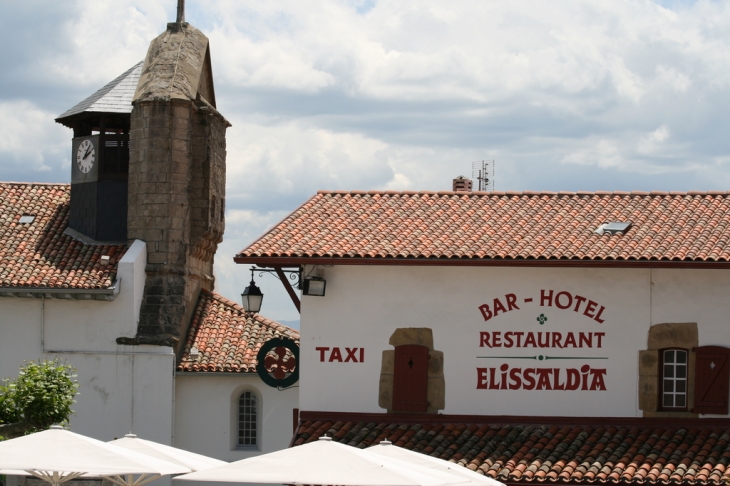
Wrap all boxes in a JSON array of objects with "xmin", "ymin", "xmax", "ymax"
[{"xmin": 100, "ymin": 134, "xmax": 129, "ymax": 179}]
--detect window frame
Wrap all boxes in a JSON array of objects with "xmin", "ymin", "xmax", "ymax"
[
  {"xmin": 659, "ymin": 348, "xmax": 689, "ymax": 411},
  {"xmin": 236, "ymin": 390, "xmax": 259, "ymax": 450}
]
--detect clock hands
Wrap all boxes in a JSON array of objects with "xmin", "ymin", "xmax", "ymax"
[{"xmin": 83, "ymin": 146, "xmax": 93, "ymax": 160}]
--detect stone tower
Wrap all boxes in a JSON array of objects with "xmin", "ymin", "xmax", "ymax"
[{"xmin": 118, "ymin": 19, "xmax": 230, "ymax": 348}]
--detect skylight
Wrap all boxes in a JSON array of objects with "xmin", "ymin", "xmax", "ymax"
[
  {"xmin": 18, "ymin": 215, "xmax": 35, "ymax": 224},
  {"xmin": 595, "ymin": 221, "xmax": 632, "ymax": 235}
]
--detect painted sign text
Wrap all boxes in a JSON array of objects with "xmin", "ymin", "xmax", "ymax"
[
  {"xmin": 477, "ymin": 364, "xmax": 607, "ymax": 391},
  {"xmin": 315, "ymin": 347, "xmax": 365, "ymax": 363},
  {"xmin": 479, "ymin": 290, "xmax": 606, "ymax": 323}
]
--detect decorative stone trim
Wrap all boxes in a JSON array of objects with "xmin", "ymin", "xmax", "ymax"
[
  {"xmin": 639, "ymin": 323, "xmax": 698, "ymax": 417},
  {"xmin": 379, "ymin": 328, "xmax": 445, "ymax": 414}
]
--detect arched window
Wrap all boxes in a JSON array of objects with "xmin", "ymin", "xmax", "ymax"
[{"xmin": 238, "ymin": 391, "xmax": 258, "ymax": 447}]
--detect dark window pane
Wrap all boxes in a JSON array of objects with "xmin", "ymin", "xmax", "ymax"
[
  {"xmin": 677, "ymin": 380, "xmax": 686, "ymax": 393},
  {"xmin": 676, "ymin": 395, "xmax": 686, "ymax": 407},
  {"xmin": 664, "ymin": 350, "xmax": 675, "ymax": 363},
  {"xmin": 663, "ymin": 394, "xmax": 673, "ymax": 407},
  {"xmin": 677, "ymin": 366, "xmax": 686, "ymax": 378},
  {"xmin": 676, "ymin": 351, "xmax": 687, "ymax": 364},
  {"xmin": 664, "ymin": 365, "xmax": 674, "ymax": 378},
  {"xmin": 664, "ymin": 379, "xmax": 674, "ymax": 392}
]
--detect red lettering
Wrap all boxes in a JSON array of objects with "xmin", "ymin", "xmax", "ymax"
[
  {"xmin": 579, "ymin": 332, "xmax": 592, "ymax": 348},
  {"xmin": 479, "ymin": 332, "xmax": 491, "ymax": 348},
  {"xmin": 581, "ymin": 364, "xmax": 590, "ymax": 390},
  {"xmin": 493, "ymin": 298, "xmax": 507, "ymax": 317},
  {"xmin": 492, "ymin": 332, "xmax": 502, "ymax": 347},
  {"xmin": 589, "ymin": 369, "xmax": 607, "ymax": 390},
  {"xmin": 573, "ymin": 295, "xmax": 587, "ymax": 313},
  {"xmin": 506, "ymin": 293, "xmax": 520, "ymax": 311},
  {"xmin": 514, "ymin": 332, "xmax": 524, "ymax": 347},
  {"xmin": 536, "ymin": 368, "xmax": 552, "ymax": 390},
  {"xmin": 596, "ymin": 332, "xmax": 605, "ymax": 348},
  {"xmin": 500, "ymin": 364, "xmax": 509, "ymax": 390},
  {"xmin": 540, "ymin": 289, "xmax": 554, "ymax": 307},
  {"xmin": 551, "ymin": 332, "xmax": 564, "ymax": 348},
  {"xmin": 329, "ymin": 348, "xmax": 342, "ymax": 362},
  {"xmin": 524, "ymin": 332, "xmax": 537, "ymax": 347},
  {"xmin": 593, "ymin": 306, "xmax": 606, "ymax": 324},
  {"xmin": 552, "ymin": 368, "xmax": 565, "ymax": 390},
  {"xmin": 564, "ymin": 332, "xmax": 577, "ymax": 348},
  {"xmin": 583, "ymin": 300, "xmax": 598, "ymax": 318},
  {"xmin": 566, "ymin": 369, "xmax": 580, "ymax": 390},
  {"xmin": 523, "ymin": 368, "xmax": 536, "ymax": 390},
  {"xmin": 477, "ymin": 368, "xmax": 488, "ymax": 389},
  {"xmin": 508, "ymin": 368, "xmax": 522, "ymax": 389},
  {"xmin": 360, "ymin": 348, "xmax": 364, "ymax": 362},
  {"xmin": 555, "ymin": 291, "xmax": 572, "ymax": 309},
  {"xmin": 537, "ymin": 332, "xmax": 550, "ymax": 348},
  {"xmin": 504, "ymin": 332, "xmax": 514, "ymax": 348},
  {"xmin": 479, "ymin": 304, "xmax": 493, "ymax": 321},
  {"xmin": 345, "ymin": 347, "xmax": 358, "ymax": 362},
  {"xmin": 316, "ymin": 347, "xmax": 329, "ymax": 362},
  {"xmin": 489, "ymin": 368, "xmax": 500, "ymax": 390}
]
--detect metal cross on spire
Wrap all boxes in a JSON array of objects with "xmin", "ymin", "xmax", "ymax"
[{"xmin": 176, "ymin": 0, "xmax": 185, "ymax": 24}]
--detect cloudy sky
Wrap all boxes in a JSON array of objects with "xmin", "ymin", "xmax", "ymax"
[{"xmin": 1, "ymin": 0, "xmax": 730, "ymax": 325}]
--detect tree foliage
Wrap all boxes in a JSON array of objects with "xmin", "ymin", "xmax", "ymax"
[{"xmin": 0, "ymin": 360, "xmax": 79, "ymax": 440}]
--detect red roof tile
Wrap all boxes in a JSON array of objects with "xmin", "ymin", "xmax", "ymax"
[
  {"xmin": 0, "ymin": 183, "xmax": 126, "ymax": 290},
  {"xmin": 293, "ymin": 414, "xmax": 730, "ymax": 485},
  {"xmin": 177, "ymin": 289, "xmax": 300, "ymax": 373},
  {"xmin": 236, "ymin": 191, "xmax": 730, "ymax": 265}
]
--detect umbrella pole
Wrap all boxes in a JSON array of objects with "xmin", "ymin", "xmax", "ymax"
[{"xmin": 104, "ymin": 474, "xmax": 161, "ymax": 486}]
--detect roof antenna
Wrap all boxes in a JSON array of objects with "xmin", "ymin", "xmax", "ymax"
[{"xmin": 176, "ymin": 0, "xmax": 185, "ymax": 24}]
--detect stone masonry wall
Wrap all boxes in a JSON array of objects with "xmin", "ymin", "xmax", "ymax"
[{"xmin": 122, "ymin": 99, "xmax": 227, "ymax": 348}]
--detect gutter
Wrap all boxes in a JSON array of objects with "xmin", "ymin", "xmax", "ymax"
[
  {"xmin": 233, "ymin": 256, "xmax": 730, "ymax": 269},
  {"xmin": 0, "ymin": 278, "xmax": 121, "ymax": 301}
]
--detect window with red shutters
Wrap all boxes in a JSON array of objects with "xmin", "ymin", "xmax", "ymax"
[
  {"xmin": 693, "ymin": 346, "xmax": 730, "ymax": 415},
  {"xmin": 392, "ymin": 344, "xmax": 429, "ymax": 413}
]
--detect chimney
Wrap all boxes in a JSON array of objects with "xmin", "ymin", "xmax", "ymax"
[{"xmin": 453, "ymin": 176, "xmax": 472, "ymax": 193}]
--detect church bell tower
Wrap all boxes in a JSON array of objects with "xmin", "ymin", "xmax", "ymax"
[{"xmin": 56, "ymin": 62, "xmax": 143, "ymax": 242}]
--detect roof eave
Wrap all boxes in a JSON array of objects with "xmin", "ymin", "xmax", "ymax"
[
  {"xmin": 0, "ymin": 278, "xmax": 121, "ymax": 301},
  {"xmin": 234, "ymin": 256, "xmax": 730, "ymax": 269}
]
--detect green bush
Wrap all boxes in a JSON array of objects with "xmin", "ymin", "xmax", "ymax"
[{"xmin": 0, "ymin": 359, "xmax": 79, "ymax": 440}]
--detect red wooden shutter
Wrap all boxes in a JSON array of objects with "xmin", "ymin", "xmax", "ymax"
[
  {"xmin": 693, "ymin": 346, "xmax": 729, "ymax": 414},
  {"xmin": 392, "ymin": 345, "xmax": 429, "ymax": 413}
]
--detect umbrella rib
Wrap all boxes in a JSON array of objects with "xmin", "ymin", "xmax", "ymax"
[{"xmin": 134, "ymin": 474, "xmax": 162, "ymax": 486}]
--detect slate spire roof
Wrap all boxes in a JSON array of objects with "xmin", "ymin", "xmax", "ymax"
[
  {"xmin": 236, "ymin": 190, "xmax": 730, "ymax": 265},
  {"xmin": 56, "ymin": 61, "xmax": 143, "ymax": 122}
]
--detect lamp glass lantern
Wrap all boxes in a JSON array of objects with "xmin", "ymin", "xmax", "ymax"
[
  {"xmin": 303, "ymin": 276, "xmax": 326, "ymax": 297},
  {"xmin": 241, "ymin": 268, "xmax": 264, "ymax": 313}
]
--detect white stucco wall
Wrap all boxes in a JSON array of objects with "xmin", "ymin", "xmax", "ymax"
[
  {"xmin": 174, "ymin": 374, "xmax": 299, "ymax": 461},
  {"xmin": 298, "ymin": 265, "xmax": 730, "ymax": 418},
  {"xmin": 0, "ymin": 240, "xmax": 175, "ymax": 443}
]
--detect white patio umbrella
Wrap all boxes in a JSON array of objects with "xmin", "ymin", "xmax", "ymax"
[
  {"xmin": 109, "ymin": 433, "xmax": 225, "ymax": 471},
  {"xmin": 367, "ymin": 441, "xmax": 504, "ymax": 486},
  {"xmin": 0, "ymin": 426, "xmax": 190, "ymax": 486},
  {"xmin": 174, "ymin": 436, "xmax": 471, "ymax": 486}
]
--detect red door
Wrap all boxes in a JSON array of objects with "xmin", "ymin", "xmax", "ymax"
[
  {"xmin": 392, "ymin": 345, "xmax": 429, "ymax": 413},
  {"xmin": 694, "ymin": 346, "xmax": 729, "ymax": 414}
]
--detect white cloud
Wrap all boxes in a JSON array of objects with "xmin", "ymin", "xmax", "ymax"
[{"xmin": 0, "ymin": 101, "xmax": 68, "ymax": 174}]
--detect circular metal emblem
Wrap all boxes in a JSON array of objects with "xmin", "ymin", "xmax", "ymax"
[{"xmin": 256, "ymin": 337, "xmax": 299, "ymax": 389}]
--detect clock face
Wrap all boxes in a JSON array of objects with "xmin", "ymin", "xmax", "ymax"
[{"xmin": 76, "ymin": 139, "xmax": 96, "ymax": 174}]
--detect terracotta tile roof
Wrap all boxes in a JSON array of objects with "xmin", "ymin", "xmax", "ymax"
[
  {"xmin": 0, "ymin": 183, "xmax": 126, "ymax": 290},
  {"xmin": 293, "ymin": 414, "xmax": 730, "ymax": 485},
  {"xmin": 236, "ymin": 190, "xmax": 730, "ymax": 264},
  {"xmin": 177, "ymin": 289, "xmax": 300, "ymax": 373}
]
